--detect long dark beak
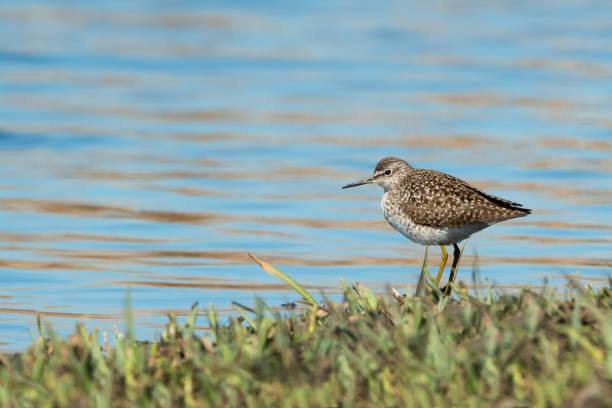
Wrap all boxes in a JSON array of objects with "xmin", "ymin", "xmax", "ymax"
[{"xmin": 342, "ymin": 176, "xmax": 375, "ymax": 189}]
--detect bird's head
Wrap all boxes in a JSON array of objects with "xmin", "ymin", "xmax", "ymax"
[{"xmin": 342, "ymin": 157, "xmax": 413, "ymax": 192}]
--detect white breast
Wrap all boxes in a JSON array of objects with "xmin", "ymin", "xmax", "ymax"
[{"xmin": 380, "ymin": 192, "xmax": 487, "ymax": 246}]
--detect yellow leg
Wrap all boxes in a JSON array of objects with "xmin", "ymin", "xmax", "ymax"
[
  {"xmin": 443, "ymin": 243, "xmax": 462, "ymax": 296},
  {"xmin": 435, "ymin": 245, "xmax": 448, "ymax": 286}
]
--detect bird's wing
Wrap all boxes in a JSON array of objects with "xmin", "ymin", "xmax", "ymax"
[{"xmin": 400, "ymin": 169, "xmax": 530, "ymax": 228}]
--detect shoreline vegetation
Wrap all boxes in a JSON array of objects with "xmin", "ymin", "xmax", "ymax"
[{"xmin": 1, "ymin": 255, "xmax": 611, "ymax": 407}]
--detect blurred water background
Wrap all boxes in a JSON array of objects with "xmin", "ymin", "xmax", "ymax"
[{"xmin": 0, "ymin": 0, "xmax": 610, "ymax": 351}]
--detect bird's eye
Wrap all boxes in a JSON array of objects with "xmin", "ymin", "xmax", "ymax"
[{"xmin": 384, "ymin": 169, "xmax": 392, "ymax": 175}]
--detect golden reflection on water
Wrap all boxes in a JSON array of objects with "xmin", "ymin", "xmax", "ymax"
[
  {"xmin": 2, "ymin": 197, "xmax": 611, "ymax": 235},
  {"xmin": 500, "ymin": 235, "xmax": 612, "ymax": 245},
  {"xmin": 0, "ymin": 232, "xmax": 170, "ymax": 243},
  {"xmin": 121, "ymin": 280, "xmax": 333, "ymax": 291},
  {"xmin": 0, "ymin": 307, "xmax": 120, "ymax": 320},
  {"xmin": 0, "ymin": 198, "xmax": 231, "ymax": 225},
  {"xmin": 1, "ymin": 244, "xmax": 608, "ymax": 270},
  {"xmin": 422, "ymin": 92, "xmax": 573, "ymax": 110}
]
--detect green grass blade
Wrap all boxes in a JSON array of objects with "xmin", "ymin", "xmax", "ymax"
[
  {"xmin": 248, "ymin": 253, "xmax": 318, "ymax": 307},
  {"xmin": 185, "ymin": 302, "xmax": 198, "ymax": 338},
  {"xmin": 231, "ymin": 301, "xmax": 256, "ymax": 314},
  {"xmin": 415, "ymin": 247, "xmax": 429, "ymax": 297}
]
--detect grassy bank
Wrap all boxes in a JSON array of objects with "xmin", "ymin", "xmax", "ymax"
[{"xmin": 1, "ymin": 258, "xmax": 611, "ymax": 407}]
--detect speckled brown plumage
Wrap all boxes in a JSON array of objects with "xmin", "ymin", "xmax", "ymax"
[
  {"xmin": 398, "ymin": 169, "xmax": 530, "ymax": 228},
  {"xmin": 375, "ymin": 157, "xmax": 413, "ymax": 173}
]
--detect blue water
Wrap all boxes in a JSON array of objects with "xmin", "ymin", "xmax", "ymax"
[{"xmin": 0, "ymin": 0, "xmax": 610, "ymax": 351}]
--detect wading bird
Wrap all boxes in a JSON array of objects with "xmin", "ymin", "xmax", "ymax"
[{"xmin": 342, "ymin": 157, "xmax": 531, "ymax": 296}]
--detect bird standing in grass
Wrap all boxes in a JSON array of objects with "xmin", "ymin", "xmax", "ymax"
[{"xmin": 342, "ymin": 157, "xmax": 531, "ymax": 296}]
